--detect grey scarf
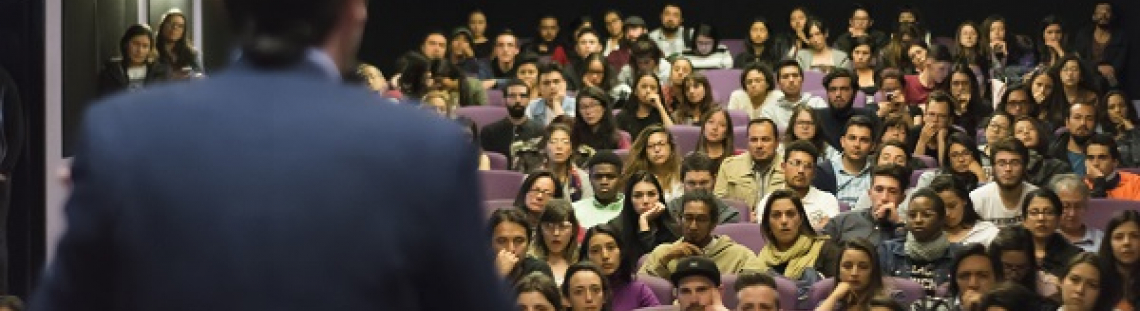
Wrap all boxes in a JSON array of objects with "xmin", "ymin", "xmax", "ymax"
[{"xmin": 905, "ymin": 232, "xmax": 952, "ymax": 262}]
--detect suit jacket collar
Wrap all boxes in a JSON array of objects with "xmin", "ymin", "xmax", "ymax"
[{"xmin": 228, "ymin": 48, "xmax": 342, "ymax": 81}]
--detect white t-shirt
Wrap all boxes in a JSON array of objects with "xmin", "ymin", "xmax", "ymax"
[
  {"xmin": 754, "ymin": 186, "xmax": 840, "ymax": 231},
  {"xmin": 969, "ymin": 182, "xmax": 1038, "ymax": 227},
  {"xmin": 126, "ymin": 66, "xmax": 148, "ymax": 91}
]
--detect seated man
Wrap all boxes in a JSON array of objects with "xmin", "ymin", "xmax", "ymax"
[
  {"xmin": 1085, "ymin": 133, "xmax": 1140, "ymax": 200},
  {"xmin": 573, "ymin": 151, "xmax": 625, "ymax": 228},
  {"xmin": 668, "ymin": 153, "xmax": 741, "ymax": 224},
  {"xmin": 760, "ymin": 59, "xmax": 827, "ymax": 131},
  {"xmin": 525, "ymin": 64, "xmax": 576, "ymax": 126},
  {"xmin": 715, "ymin": 118, "xmax": 785, "ymax": 208},
  {"xmin": 1051, "ymin": 174, "xmax": 1104, "ymax": 252},
  {"xmin": 755, "ymin": 140, "xmax": 840, "ymax": 231},
  {"xmin": 734, "ymin": 272, "xmax": 780, "ymax": 311},
  {"xmin": 814, "ymin": 115, "xmax": 876, "ymax": 205},
  {"xmin": 823, "ymin": 164, "xmax": 908, "ymax": 246},
  {"xmin": 639, "ymin": 191, "xmax": 761, "ymax": 279},
  {"xmin": 971, "ymin": 137, "xmax": 1037, "ymax": 226},
  {"xmin": 490, "ymin": 208, "xmax": 553, "ymax": 284},
  {"xmin": 672, "ymin": 256, "xmax": 730, "ymax": 311},
  {"xmin": 852, "ymin": 140, "xmax": 914, "ymax": 212},
  {"xmin": 481, "ymin": 80, "xmax": 544, "ymax": 163}
]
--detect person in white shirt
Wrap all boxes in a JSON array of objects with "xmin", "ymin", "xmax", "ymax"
[
  {"xmin": 727, "ymin": 63, "xmax": 782, "ymax": 120},
  {"xmin": 761, "ymin": 59, "xmax": 827, "ymax": 132},
  {"xmin": 970, "ymin": 137, "xmax": 1037, "ymax": 227},
  {"xmin": 648, "ymin": 3, "xmax": 690, "ymax": 58},
  {"xmin": 1049, "ymin": 174, "xmax": 1104, "ymax": 252},
  {"xmin": 682, "ymin": 23, "xmax": 733, "ymax": 70},
  {"xmin": 755, "ymin": 140, "xmax": 839, "ymax": 231}
]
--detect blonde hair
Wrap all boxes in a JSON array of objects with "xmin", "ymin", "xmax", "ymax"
[
  {"xmin": 421, "ymin": 91, "xmax": 454, "ymax": 115},
  {"xmin": 623, "ymin": 125, "xmax": 681, "ymax": 192}
]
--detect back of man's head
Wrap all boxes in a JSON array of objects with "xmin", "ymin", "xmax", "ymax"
[{"xmin": 226, "ymin": 0, "xmax": 360, "ymax": 67}]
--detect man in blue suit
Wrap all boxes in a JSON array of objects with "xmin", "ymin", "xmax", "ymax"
[{"xmin": 31, "ymin": 0, "xmax": 513, "ymax": 310}]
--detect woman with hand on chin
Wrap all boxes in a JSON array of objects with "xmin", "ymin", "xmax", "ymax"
[
  {"xmin": 606, "ymin": 171, "xmax": 678, "ymax": 263},
  {"xmin": 616, "ymin": 73, "xmax": 674, "ymax": 141},
  {"xmin": 816, "ymin": 238, "xmax": 887, "ymax": 311}
]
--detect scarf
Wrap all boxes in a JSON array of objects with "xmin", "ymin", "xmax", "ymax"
[
  {"xmin": 905, "ymin": 232, "xmax": 952, "ymax": 262},
  {"xmin": 757, "ymin": 235, "xmax": 825, "ymax": 279}
]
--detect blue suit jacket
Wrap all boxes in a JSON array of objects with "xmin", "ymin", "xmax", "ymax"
[{"xmin": 32, "ymin": 60, "xmax": 513, "ymax": 310}]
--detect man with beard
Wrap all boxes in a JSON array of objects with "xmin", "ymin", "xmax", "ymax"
[
  {"xmin": 648, "ymin": 3, "xmax": 692, "ymax": 58},
  {"xmin": 667, "ymin": 153, "xmax": 741, "ymax": 225},
  {"xmin": 606, "ymin": 16, "xmax": 649, "ymax": 70},
  {"xmin": 480, "ymin": 79, "xmax": 544, "ymax": 163},
  {"xmin": 754, "ymin": 140, "xmax": 839, "ymax": 231},
  {"xmin": 638, "ymin": 191, "xmax": 762, "ymax": 279},
  {"xmin": 715, "ymin": 119, "xmax": 785, "ymax": 208},
  {"xmin": 1072, "ymin": 1, "xmax": 1128, "ymax": 88},
  {"xmin": 970, "ymin": 137, "xmax": 1037, "ymax": 226},
  {"xmin": 823, "ymin": 164, "xmax": 908, "ymax": 246},
  {"xmin": 816, "ymin": 69, "xmax": 875, "ymax": 152},
  {"xmin": 672, "ymin": 256, "xmax": 730, "ymax": 311},
  {"xmin": 525, "ymin": 16, "xmax": 569, "ymax": 65},
  {"xmin": 1048, "ymin": 103, "xmax": 1098, "ymax": 176},
  {"xmin": 1085, "ymin": 134, "xmax": 1140, "ymax": 200}
]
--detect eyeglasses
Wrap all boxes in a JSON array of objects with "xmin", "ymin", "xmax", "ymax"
[
  {"xmin": 994, "ymin": 160, "xmax": 1024, "ymax": 168},
  {"xmin": 541, "ymin": 222, "xmax": 574, "ymax": 234},
  {"xmin": 528, "ymin": 188, "xmax": 555, "ymax": 197},
  {"xmin": 647, "ymin": 141, "xmax": 670, "ymax": 150},
  {"xmin": 949, "ymin": 151, "xmax": 973, "ymax": 159}
]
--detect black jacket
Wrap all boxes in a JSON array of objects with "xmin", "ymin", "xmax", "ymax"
[
  {"xmin": 0, "ymin": 66, "xmax": 25, "ymax": 175},
  {"xmin": 96, "ymin": 59, "xmax": 169, "ymax": 98}
]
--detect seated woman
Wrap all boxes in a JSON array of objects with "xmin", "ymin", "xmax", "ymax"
[
  {"xmin": 682, "ymin": 23, "xmax": 733, "ymax": 70},
  {"xmin": 577, "ymin": 53, "xmax": 632, "ymax": 103},
  {"xmin": 1056, "ymin": 253, "xmax": 1117, "ymax": 311},
  {"xmin": 491, "ymin": 208, "xmax": 554, "ymax": 284},
  {"xmin": 868, "ymin": 69, "xmax": 921, "ymax": 126},
  {"xmin": 726, "ymin": 63, "xmax": 779, "ymax": 120},
  {"xmin": 572, "ymin": 86, "xmax": 630, "ymax": 153},
  {"xmin": 513, "ymin": 171, "xmax": 565, "ymax": 228},
  {"xmin": 694, "ymin": 108, "xmax": 735, "ymax": 173},
  {"xmin": 848, "ymin": 37, "xmax": 878, "ymax": 100},
  {"xmin": 545, "ymin": 123, "xmax": 593, "ymax": 201},
  {"xmin": 562, "ymin": 262, "xmax": 613, "ymax": 311},
  {"xmin": 794, "ymin": 18, "xmax": 850, "ymax": 73},
  {"xmin": 432, "ymin": 60, "xmax": 488, "ymax": 107},
  {"xmin": 947, "ymin": 65, "xmax": 993, "ymax": 134},
  {"xmin": 1012, "ymin": 116, "xmax": 1072, "ymax": 185},
  {"xmin": 672, "ymin": 73, "xmax": 717, "ymax": 126},
  {"xmin": 1052, "ymin": 55, "xmax": 1101, "ymax": 107},
  {"xmin": 931, "ymin": 175, "xmax": 999, "ymax": 245},
  {"xmin": 530, "ymin": 200, "xmax": 581, "ymax": 285},
  {"xmin": 1098, "ymin": 210, "xmax": 1140, "ymax": 310},
  {"xmin": 784, "ymin": 105, "xmax": 841, "ymax": 163},
  {"xmin": 878, "ymin": 188, "xmax": 959, "ymax": 295},
  {"xmin": 606, "ymin": 171, "xmax": 679, "ymax": 264},
  {"xmin": 734, "ymin": 17, "xmax": 780, "ymax": 70},
  {"xmin": 622, "ymin": 125, "xmax": 683, "ymax": 201},
  {"xmin": 989, "ymin": 226, "xmax": 1056, "ymax": 298},
  {"xmin": 422, "ymin": 90, "xmax": 453, "ymax": 117},
  {"xmin": 815, "ymin": 238, "xmax": 889, "ymax": 311},
  {"xmin": 616, "ymin": 73, "xmax": 674, "ymax": 139},
  {"xmin": 914, "ymin": 133, "xmax": 989, "ymax": 190},
  {"xmin": 756, "ymin": 190, "xmax": 837, "ymax": 296},
  {"xmin": 515, "ymin": 272, "xmax": 564, "ymax": 311},
  {"xmin": 580, "ymin": 224, "xmax": 660, "ymax": 311},
  {"xmin": 1021, "ymin": 188, "xmax": 1084, "ymax": 291},
  {"xmin": 98, "ymin": 24, "xmax": 168, "ymax": 97},
  {"xmin": 1100, "ymin": 90, "xmax": 1140, "ymax": 168},
  {"xmin": 663, "ymin": 57, "xmax": 693, "ymax": 108},
  {"xmin": 909, "ymin": 243, "xmax": 999, "ymax": 310}
]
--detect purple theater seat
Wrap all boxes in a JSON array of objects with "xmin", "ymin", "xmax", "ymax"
[
  {"xmin": 632, "ymin": 306, "xmax": 675, "ymax": 311},
  {"xmin": 915, "ymin": 155, "xmax": 938, "ymax": 169},
  {"xmin": 853, "ymin": 92, "xmax": 867, "ymax": 108},
  {"xmin": 479, "ymin": 170, "xmax": 525, "ymax": 201},
  {"xmin": 721, "ymin": 39, "xmax": 746, "ymax": 57},
  {"xmin": 840, "ymin": 202, "xmax": 850, "ymax": 212},
  {"xmin": 669, "ymin": 125, "xmax": 703, "ymax": 157},
  {"xmin": 704, "ymin": 69, "xmax": 743, "ymax": 103},
  {"xmin": 1087, "ymin": 199, "xmax": 1140, "ymax": 230},
  {"xmin": 486, "ymin": 152, "xmax": 508, "ymax": 170},
  {"xmin": 723, "ymin": 198, "xmax": 752, "ymax": 223},
  {"xmin": 808, "ymin": 277, "xmax": 927, "ymax": 309},
  {"xmin": 1121, "ymin": 168, "xmax": 1140, "ymax": 175},
  {"xmin": 712, "ymin": 223, "xmax": 766, "ymax": 252},
  {"xmin": 483, "ymin": 199, "xmax": 515, "ymax": 217},
  {"xmin": 720, "ymin": 274, "xmax": 740, "ymax": 309},
  {"xmin": 733, "ymin": 126, "xmax": 749, "ymax": 151},
  {"xmin": 911, "ymin": 168, "xmax": 935, "ymax": 190},
  {"xmin": 487, "ymin": 90, "xmax": 505, "ymax": 106},
  {"xmin": 773, "ymin": 276, "xmax": 799, "ymax": 310},
  {"xmin": 614, "ymin": 149, "xmax": 631, "ymax": 162},
  {"xmin": 803, "ymin": 70, "xmax": 826, "ymax": 93},
  {"xmin": 639, "ymin": 275, "xmax": 675, "ymax": 305},
  {"xmin": 727, "ymin": 110, "xmax": 750, "ymax": 128},
  {"xmin": 455, "ymin": 106, "xmax": 506, "ymax": 130}
]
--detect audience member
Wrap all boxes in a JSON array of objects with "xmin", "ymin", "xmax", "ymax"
[
  {"xmin": 431, "ymin": 59, "xmax": 487, "ymax": 107},
  {"xmin": 1012, "ymin": 116, "xmax": 1073, "ymax": 185},
  {"xmin": 600, "ymin": 10, "xmax": 624, "ymax": 57},
  {"xmin": 526, "ymin": 16, "xmax": 569, "ymax": 65},
  {"xmin": 930, "ymin": 175, "xmax": 999, "ymax": 246},
  {"xmin": 726, "ymin": 63, "xmax": 779, "ymax": 120},
  {"xmin": 638, "ymin": 191, "xmax": 761, "ymax": 279},
  {"xmin": 1071, "ymin": 1, "xmax": 1128, "ymax": 87},
  {"xmin": 914, "ymin": 132, "xmax": 988, "ymax": 190},
  {"xmin": 816, "ymin": 69, "xmax": 874, "ymax": 151},
  {"xmin": 1056, "ymin": 253, "xmax": 1117, "ymax": 311},
  {"xmin": 760, "ymin": 59, "xmax": 827, "ymax": 131},
  {"xmin": 909, "ymin": 91, "xmax": 960, "ymax": 160},
  {"xmin": 946, "ymin": 65, "xmax": 993, "ymax": 134},
  {"xmin": 909, "ymin": 243, "xmax": 998, "ymax": 311},
  {"xmin": 649, "ymin": 3, "xmax": 691, "ymax": 58},
  {"xmin": 849, "ymin": 37, "xmax": 878, "ymax": 101},
  {"xmin": 490, "ymin": 30, "xmax": 521, "ymax": 79},
  {"xmin": 574, "ymin": 151, "xmax": 625, "ymax": 228},
  {"xmin": 755, "ymin": 189, "xmax": 838, "ymax": 294},
  {"xmin": 531, "ymin": 199, "xmax": 581, "ymax": 285},
  {"xmin": 1101, "ymin": 91, "xmax": 1140, "ymax": 167},
  {"xmin": 755, "ymin": 141, "xmax": 840, "ymax": 231},
  {"xmin": 823, "ymin": 164, "xmax": 908, "ymax": 246},
  {"xmin": 606, "ymin": 16, "xmax": 648, "ymax": 70},
  {"xmin": 715, "ymin": 119, "xmax": 784, "ymax": 208},
  {"xmin": 98, "ymin": 24, "xmax": 168, "ymax": 97},
  {"xmin": 976, "ymin": 282, "xmax": 1044, "ymax": 311},
  {"xmin": 664, "ymin": 57, "xmax": 693, "ymax": 108},
  {"xmin": 988, "ymin": 227, "xmax": 1052, "ymax": 298},
  {"xmin": 515, "ymin": 272, "xmax": 564, "ymax": 311},
  {"xmin": 155, "ymin": 9, "xmax": 201, "ymax": 78},
  {"xmin": 878, "ymin": 188, "xmax": 959, "ymax": 295},
  {"xmin": 667, "ymin": 153, "xmax": 741, "ymax": 225},
  {"xmin": 573, "ymin": 86, "xmax": 628, "ymax": 152},
  {"xmin": 902, "ymin": 43, "xmax": 952, "ymax": 105},
  {"xmin": 481, "ymin": 79, "xmax": 545, "ymax": 163},
  {"xmin": 970, "ymin": 137, "xmax": 1037, "ymax": 226},
  {"xmin": 447, "ymin": 27, "xmax": 491, "ymax": 79},
  {"xmin": 466, "ymin": 10, "xmax": 491, "ymax": 58},
  {"xmin": 1097, "ymin": 210, "xmax": 1140, "ymax": 311},
  {"xmin": 817, "ymin": 116, "xmax": 875, "ymax": 205},
  {"xmin": 795, "ymin": 18, "xmax": 851, "ymax": 73},
  {"xmin": 607, "ymin": 171, "xmax": 679, "ymax": 263},
  {"xmin": 694, "ymin": 109, "xmax": 735, "ymax": 172},
  {"xmin": 1021, "ymin": 188, "xmax": 1083, "ymax": 294},
  {"xmin": 733, "ymin": 272, "xmax": 780, "ymax": 311},
  {"xmin": 491, "ymin": 208, "xmax": 555, "ymax": 284},
  {"xmin": 672, "ymin": 256, "xmax": 730, "ymax": 311},
  {"xmin": 580, "ymin": 224, "xmax": 661, "ymax": 311},
  {"xmin": 851, "ymin": 141, "xmax": 917, "ymax": 211},
  {"xmin": 672, "ymin": 73, "xmax": 716, "ymax": 126},
  {"xmin": 833, "ymin": 4, "xmax": 888, "ymax": 54},
  {"xmin": 1050, "ymin": 174, "xmax": 1104, "ymax": 252},
  {"xmin": 815, "ymin": 239, "xmax": 889, "ymax": 311},
  {"xmin": 785, "ymin": 105, "xmax": 841, "ymax": 163},
  {"xmin": 527, "ymin": 64, "xmax": 577, "ymax": 126},
  {"xmin": 616, "ymin": 73, "xmax": 674, "ymax": 139},
  {"xmin": 623, "ymin": 125, "xmax": 683, "ymax": 201},
  {"xmin": 683, "ymin": 23, "xmax": 733, "ymax": 70},
  {"xmin": 734, "ymin": 17, "xmax": 781, "ymax": 70},
  {"xmin": 1085, "ymin": 134, "xmax": 1140, "ymax": 200},
  {"xmin": 514, "ymin": 171, "xmax": 565, "ymax": 227},
  {"xmin": 562, "ymin": 262, "xmax": 612, "ymax": 311}
]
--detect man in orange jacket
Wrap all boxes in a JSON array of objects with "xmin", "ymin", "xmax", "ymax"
[{"xmin": 1086, "ymin": 134, "xmax": 1140, "ymax": 200}]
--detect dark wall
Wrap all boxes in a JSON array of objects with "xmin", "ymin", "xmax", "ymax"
[
  {"xmin": 0, "ymin": 0, "xmax": 45, "ymax": 298},
  {"xmin": 361, "ymin": 0, "xmax": 1138, "ymax": 95}
]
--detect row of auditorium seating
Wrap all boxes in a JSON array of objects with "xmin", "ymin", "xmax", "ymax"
[{"xmin": 632, "ymin": 273, "xmax": 925, "ymax": 311}]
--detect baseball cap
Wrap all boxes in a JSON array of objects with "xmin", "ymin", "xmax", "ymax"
[
  {"xmin": 624, "ymin": 16, "xmax": 647, "ymax": 27},
  {"xmin": 671, "ymin": 256, "xmax": 721, "ymax": 287}
]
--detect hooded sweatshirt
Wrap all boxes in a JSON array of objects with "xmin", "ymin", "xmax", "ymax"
[{"xmin": 636, "ymin": 235, "xmax": 763, "ymax": 279}]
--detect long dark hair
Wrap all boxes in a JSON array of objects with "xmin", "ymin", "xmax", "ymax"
[
  {"xmin": 580, "ymin": 52, "xmax": 618, "ymax": 91},
  {"xmin": 695, "ymin": 108, "xmax": 734, "ymax": 157},
  {"xmin": 1099, "ymin": 90, "xmax": 1139, "ymax": 137},
  {"xmin": 742, "ymin": 17, "xmax": 779, "ymax": 68},
  {"xmin": 156, "ymin": 9, "xmax": 198, "ymax": 69},
  {"xmin": 784, "ymin": 105, "xmax": 828, "ymax": 155},
  {"xmin": 929, "ymin": 174, "xmax": 983, "ymax": 228},
  {"xmin": 532, "ymin": 199, "xmax": 581, "ymax": 262},
  {"xmin": 1013, "ymin": 116, "xmax": 1048, "ymax": 156},
  {"xmin": 1059, "ymin": 253, "xmax": 1119, "ymax": 311},
  {"xmin": 580, "ymin": 224, "xmax": 635, "ymax": 285},
  {"xmin": 513, "ymin": 171, "xmax": 565, "ymax": 209},
  {"xmin": 1098, "ymin": 210, "xmax": 1140, "ymax": 302},
  {"xmin": 515, "ymin": 272, "xmax": 564, "ymax": 310},
  {"xmin": 988, "ymin": 226, "xmax": 1041, "ymax": 293},
  {"xmin": 1035, "ymin": 15, "xmax": 1067, "ymax": 67},
  {"xmin": 954, "ymin": 21, "xmax": 985, "ymax": 66},
  {"xmin": 573, "ymin": 86, "xmax": 621, "ymax": 150},
  {"xmin": 759, "ymin": 189, "xmax": 819, "ymax": 244},
  {"xmin": 397, "ymin": 52, "xmax": 433, "ymax": 98},
  {"xmin": 617, "ymin": 171, "xmax": 670, "ymax": 260},
  {"xmin": 118, "ymin": 24, "xmax": 155, "ymax": 66},
  {"xmin": 561, "ymin": 262, "xmax": 614, "ymax": 311},
  {"xmin": 836, "ymin": 238, "xmax": 886, "ymax": 304},
  {"xmin": 623, "ymin": 72, "xmax": 666, "ymax": 112},
  {"xmin": 687, "ymin": 23, "xmax": 721, "ymax": 57},
  {"xmin": 674, "ymin": 73, "xmax": 715, "ymax": 125},
  {"xmin": 944, "ymin": 64, "xmax": 988, "ymax": 132},
  {"xmin": 940, "ymin": 132, "xmax": 983, "ymax": 188},
  {"xmin": 996, "ymin": 82, "xmax": 1036, "ymax": 117},
  {"xmin": 431, "ymin": 60, "xmax": 476, "ymax": 107}
]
